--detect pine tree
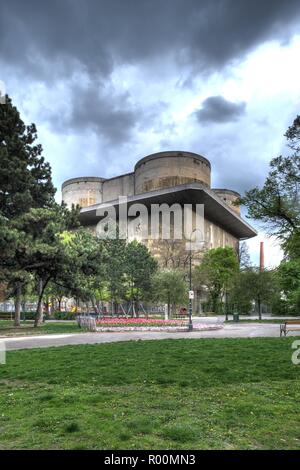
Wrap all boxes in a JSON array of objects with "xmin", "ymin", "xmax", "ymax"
[
  {"xmin": 0, "ymin": 95, "xmax": 55, "ymax": 219},
  {"xmin": 0, "ymin": 95, "xmax": 56, "ymax": 325}
]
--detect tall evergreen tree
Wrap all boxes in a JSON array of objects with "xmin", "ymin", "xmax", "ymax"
[
  {"xmin": 0, "ymin": 95, "xmax": 56, "ymax": 325},
  {"xmin": 0, "ymin": 95, "xmax": 55, "ymax": 218}
]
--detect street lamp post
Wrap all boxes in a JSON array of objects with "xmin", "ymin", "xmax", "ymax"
[
  {"xmin": 188, "ymin": 239, "xmax": 193, "ymax": 331},
  {"xmin": 187, "ymin": 227, "xmax": 204, "ymax": 331}
]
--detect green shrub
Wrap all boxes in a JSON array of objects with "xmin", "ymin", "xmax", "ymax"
[
  {"xmin": 53, "ymin": 311, "xmax": 77, "ymax": 320},
  {"xmin": 0, "ymin": 311, "xmax": 36, "ymax": 320}
]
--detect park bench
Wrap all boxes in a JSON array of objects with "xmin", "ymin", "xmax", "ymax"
[{"xmin": 280, "ymin": 320, "xmax": 300, "ymax": 337}]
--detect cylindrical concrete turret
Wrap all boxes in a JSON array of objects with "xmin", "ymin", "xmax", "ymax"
[
  {"xmin": 134, "ymin": 151, "xmax": 211, "ymax": 194},
  {"xmin": 213, "ymin": 189, "xmax": 241, "ymax": 216},
  {"xmin": 62, "ymin": 177, "xmax": 106, "ymax": 208}
]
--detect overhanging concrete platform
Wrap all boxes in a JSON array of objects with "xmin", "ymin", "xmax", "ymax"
[{"xmin": 79, "ymin": 182, "xmax": 257, "ymax": 239}]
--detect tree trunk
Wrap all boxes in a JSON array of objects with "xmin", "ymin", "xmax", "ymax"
[
  {"xmin": 225, "ymin": 291, "xmax": 229, "ymax": 321},
  {"xmin": 91, "ymin": 298, "xmax": 99, "ymax": 315},
  {"xmin": 50, "ymin": 296, "xmax": 55, "ymax": 317},
  {"xmin": 258, "ymin": 297, "xmax": 262, "ymax": 320},
  {"xmin": 45, "ymin": 296, "xmax": 50, "ymax": 317},
  {"xmin": 34, "ymin": 278, "xmax": 46, "ymax": 327},
  {"xmin": 135, "ymin": 300, "xmax": 139, "ymax": 318},
  {"xmin": 132, "ymin": 302, "xmax": 136, "ymax": 318},
  {"xmin": 21, "ymin": 299, "xmax": 26, "ymax": 321},
  {"xmin": 212, "ymin": 295, "xmax": 219, "ymax": 315},
  {"xmin": 14, "ymin": 282, "xmax": 22, "ymax": 327}
]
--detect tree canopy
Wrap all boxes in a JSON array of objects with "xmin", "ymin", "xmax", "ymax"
[
  {"xmin": 0, "ymin": 95, "xmax": 55, "ymax": 219},
  {"xmin": 151, "ymin": 268, "xmax": 187, "ymax": 318},
  {"xmin": 194, "ymin": 247, "xmax": 239, "ymax": 314},
  {"xmin": 238, "ymin": 117, "xmax": 300, "ymax": 254}
]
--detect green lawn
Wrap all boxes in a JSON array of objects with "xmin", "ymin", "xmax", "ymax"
[
  {"xmin": 0, "ymin": 337, "xmax": 300, "ymax": 449},
  {"xmin": 0, "ymin": 320, "xmax": 82, "ymax": 337}
]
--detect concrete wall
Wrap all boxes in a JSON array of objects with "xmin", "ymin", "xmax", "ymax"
[
  {"xmin": 62, "ymin": 151, "xmax": 212, "ymax": 208},
  {"xmin": 213, "ymin": 189, "xmax": 241, "ymax": 216},
  {"xmin": 119, "ymin": 205, "xmax": 238, "ymax": 267},
  {"xmin": 135, "ymin": 151, "xmax": 211, "ymax": 194},
  {"xmin": 62, "ymin": 177, "xmax": 105, "ymax": 208},
  {"xmin": 102, "ymin": 173, "xmax": 134, "ymax": 202},
  {"xmin": 204, "ymin": 218, "xmax": 238, "ymax": 251}
]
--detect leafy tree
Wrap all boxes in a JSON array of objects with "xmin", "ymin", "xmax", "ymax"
[
  {"xmin": 277, "ymin": 259, "xmax": 300, "ymax": 315},
  {"xmin": 238, "ymin": 154, "xmax": 299, "ymax": 243},
  {"xmin": 44, "ymin": 282, "xmax": 68, "ymax": 313},
  {"xmin": 151, "ymin": 269, "xmax": 187, "ymax": 318},
  {"xmin": 230, "ymin": 271, "xmax": 252, "ymax": 315},
  {"xmin": 238, "ymin": 117, "xmax": 300, "ymax": 316},
  {"xmin": 103, "ymin": 236, "xmax": 127, "ymax": 314},
  {"xmin": 194, "ymin": 247, "xmax": 239, "ymax": 314},
  {"xmin": 61, "ymin": 229, "xmax": 107, "ymax": 313},
  {"xmin": 238, "ymin": 118, "xmax": 300, "ymax": 253},
  {"xmin": 232, "ymin": 268, "xmax": 277, "ymax": 319},
  {"xmin": 0, "ymin": 214, "xmax": 29, "ymax": 325},
  {"xmin": 10, "ymin": 205, "xmax": 79, "ymax": 326},
  {"xmin": 284, "ymin": 232, "xmax": 300, "ymax": 260},
  {"xmin": 285, "ymin": 115, "xmax": 300, "ymax": 151},
  {"xmin": 124, "ymin": 241, "xmax": 157, "ymax": 316}
]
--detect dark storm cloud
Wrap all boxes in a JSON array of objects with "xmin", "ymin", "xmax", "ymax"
[
  {"xmin": 69, "ymin": 91, "xmax": 137, "ymax": 144},
  {"xmin": 42, "ymin": 82, "xmax": 138, "ymax": 143},
  {"xmin": 1, "ymin": 0, "xmax": 300, "ymax": 81},
  {"xmin": 195, "ymin": 96, "xmax": 246, "ymax": 124},
  {"xmin": 1, "ymin": 0, "xmax": 300, "ymax": 144}
]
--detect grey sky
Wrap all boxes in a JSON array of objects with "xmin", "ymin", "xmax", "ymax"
[{"xmin": 1, "ymin": 0, "xmax": 300, "ymax": 266}]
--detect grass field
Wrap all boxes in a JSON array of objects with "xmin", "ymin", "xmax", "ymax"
[
  {"xmin": 0, "ymin": 320, "xmax": 82, "ymax": 337},
  {"xmin": 0, "ymin": 337, "xmax": 300, "ymax": 449}
]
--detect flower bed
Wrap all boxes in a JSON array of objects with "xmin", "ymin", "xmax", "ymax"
[
  {"xmin": 96, "ymin": 326, "xmax": 189, "ymax": 332},
  {"xmin": 93, "ymin": 317, "xmax": 224, "ymax": 332},
  {"xmin": 96, "ymin": 317, "xmax": 186, "ymax": 328}
]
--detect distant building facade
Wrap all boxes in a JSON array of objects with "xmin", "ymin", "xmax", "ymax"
[{"xmin": 62, "ymin": 151, "xmax": 256, "ymax": 267}]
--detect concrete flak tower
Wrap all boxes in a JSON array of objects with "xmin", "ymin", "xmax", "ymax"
[
  {"xmin": 61, "ymin": 151, "xmax": 241, "ymax": 218},
  {"xmin": 62, "ymin": 177, "xmax": 106, "ymax": 208},
  {"xmin": 134, "ymin": 151, "xmax": 211, "ymax": 194}
]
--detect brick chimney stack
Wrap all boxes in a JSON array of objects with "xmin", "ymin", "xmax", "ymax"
[{"xmin": 260, "ymin": 241, "xmax": 264, "ymax": 272}]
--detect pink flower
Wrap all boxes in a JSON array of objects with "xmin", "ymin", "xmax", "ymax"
[{"xmin": 96, "ymin": 317, "xmax": 185, "ymax": 327}]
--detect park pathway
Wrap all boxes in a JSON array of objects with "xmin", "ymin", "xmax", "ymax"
[{"xmin": 2, "ymin": 320, "xmax": 299, "ymax": 351}]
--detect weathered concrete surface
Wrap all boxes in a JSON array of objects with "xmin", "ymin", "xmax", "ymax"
[
  {"xmin": 134, "ymin": 151, "xmax": 211, "ymax": 194},
  {"xmin": 62, "ymin": 177, "xmax": 105, "ymax": 208},
  {"xmin": 102, "ymin": 172, "xmax": 134, "ymax": 202},
  {"xmin": 3, "ymin": 321, "xmax": 299, "ymax": 351},
  {"xmin": 213, "ymin": 188, "xmax": 241, "ymax": 215}
]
